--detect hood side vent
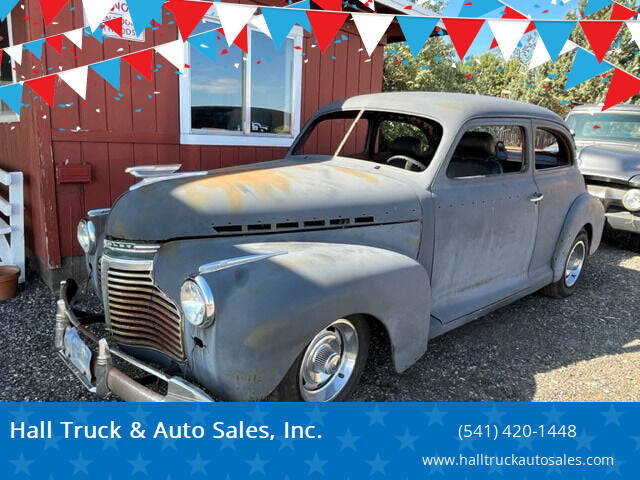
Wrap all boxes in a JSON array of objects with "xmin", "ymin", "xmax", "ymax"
[{"xmin": 212, "ymin": 216, "xmax": 375, "ymax": 235}]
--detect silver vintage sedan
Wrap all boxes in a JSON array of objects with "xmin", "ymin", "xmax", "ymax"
[{"xmin": 56, "ymin": 93, "xmax": 605, "ymax": 402}]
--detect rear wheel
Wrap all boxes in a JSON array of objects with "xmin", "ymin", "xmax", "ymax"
[
  {"xmin": 270, "ymin": 317, "xmax": 370, "ymax": 402},
  {"xmin": 543, "ymin": 229, "xmax": 589, "ymax": 298}
]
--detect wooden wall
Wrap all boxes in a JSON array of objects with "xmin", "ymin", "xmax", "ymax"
[{"xmin": 0, "ymin": 0, "xmax": 385, "ymax": 269}]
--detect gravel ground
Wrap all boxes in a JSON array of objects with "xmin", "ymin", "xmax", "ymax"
[{"xmin": 1, "ymin": 236, "xmax": 639, "ymax": 402}]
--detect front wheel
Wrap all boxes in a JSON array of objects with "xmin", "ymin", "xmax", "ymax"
[
  {"xmin": 543, "ymin": 229, "xmax": 589, "ymax": 298},
  {"xmin": 270, "ymin": 317, "xmax": 370, "ymax": 402}
]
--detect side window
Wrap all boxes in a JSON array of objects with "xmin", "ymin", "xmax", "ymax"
[
  {"xmin": 376, "ymin": 120, "xmax": 430, "ymax": 158},
  {"xmin": 447, "ymin": 125, "xmax": 525, "ymax": 179},
  {"xmin": 535, "ymin": 128, "xmax": 571, "ymax": 170}
]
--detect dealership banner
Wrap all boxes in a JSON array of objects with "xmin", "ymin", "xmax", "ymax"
[{"xmin": 3, "ymin": 402, "xmax": 638, "ymax": 478}]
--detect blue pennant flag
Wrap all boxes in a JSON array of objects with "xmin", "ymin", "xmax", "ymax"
[
  {"xmin": 396, "ymin": 16, "xmax": 439, "ymax": 59},
  {"xmin": 84, "ymin": 26, "xmax": 104, "ymax": 43},
  {"xmin": 188, "ymin": 30, "xmax": 216, "ymax": 63},
  {"xmin": 126, "ymin": 0, "xmax": 165, "ymax": 37},
  {"xmin": 584, "ymin": 0, "xmax": 614, "ymax": 17},
  {"xmin": 0, "ymin": 82, "xmax": 22, "ymax": 116},
  {"xmin": 535, "ymin": 21, "xmax": 576, "ymax": 63},
  {"xmin": 565, "ymin": 49, "xmax": 613, "ymax": 90},
  {"xmin": 458, "ymin": 0, "xmax": 503, "ymax": 17},
  {"xmin": 0, "ymin": 0, "xmax": 19, "ymax": 21},
  {"xmin": 262, "ymin": 7, "xmax": 310, "ymax": 50},
  {"xmin": 91, "ymin": 58, "xmax": 121, "ymax": 91},
  {"xmin": 284, "ymin": 0, "xmax": 311, "ymax": 32},
  {"xmin": 24, "ymin": 39, "xmax": 45, "ymax": 61}
]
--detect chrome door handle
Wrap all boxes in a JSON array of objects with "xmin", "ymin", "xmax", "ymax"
[{"xmin": 529, "ymin": 193, "xmax": 544, "ymax": 203}]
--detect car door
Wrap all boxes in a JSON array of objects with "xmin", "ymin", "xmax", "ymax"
[
  {"xmin": 430, "ymin": 119, "xmax": 539, "ymax": 323},
  {"xmin": 528, "ymin": 121, "xmax": 585, "ymax": 282}
]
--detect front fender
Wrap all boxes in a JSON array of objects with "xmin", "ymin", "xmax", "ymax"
[
  {"xmin": 153, "ymin": 241, "xmax": 430, "ymax": 401},
  {"xmin": 552, "ymin": 192, "xmax": 605, "ymax": 282}
]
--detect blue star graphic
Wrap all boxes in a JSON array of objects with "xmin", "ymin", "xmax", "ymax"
[
  {"xmin": 305, "ymin": 452, "xmax": 328, "ymax": 474},
  {"xmin": 601, "ymin": 405, "xmax": 623, "ymax": 426},
  {"xmin": 305, "ymin": 405, "xmax": 328, "ymax": 425},
  {"xmin": 187, "ymin": 405, "xmax": 210, "ymax": 424},
  {"xmin": 631, "ymin": 436, "xmax": 640, "ymax": 451},
  {"xmin": 70, "ymin": 405, "xmax": 92, "ymax": 423},
  {"xmin": 187, "ymin": 453, "xmax": 210, "ymax": 475},
  {"xmin": 606, "ymin": 457, "xmax": 625, "ymax": 476},
  {"xmin": 396, "ymin": 429, "xmax": 419, "ymax": 451},
  {"xmin": 365, "ymin": 405, "xmax": 389, "ymax": 426},
  {"xmin": 69, "ymin": 452, "xmax": 93, "ymax": 475},
  {"xmin": 541, "ymin": 405, "xmax": 565, "ymax": 425},
  {"xmin": 128, "ymin": 405, "xmax": 151, "ymax": 424},
  {"xmin": 102, "ymin": 437, "xmax": 119, "ymax": 451},
  {"xmin": 337, "ymin": 429, "xmax": 360, "ymax": 451},
  {"xmin": 220, "ymin": 436, "xmax": 237, "ymax": 451},
  {"xmin": 10, "ymin": 453, "xmax": 33, "ymax": 474},
  {"xmin": 487, "ymin": 453, "xmax": 503, "ymax": 476},
  {"xmin": 128, "ymin": 453, "xmax": 151, "ymax": 475},
  {"xmin": 246, "ymin": 404, "xmax": 268, "ymax": 424},
  {"xmin": 426, "ymin": 453, "xmax": 444, "ymax": 476},
  {"xmin": 574, "ymin": 430, "xmax": 595, "ymax": 451},
  {"xmin": 483, "ymin": 405, "xmax": 506, "ymax": 424},
  {"xmin": 44, "ymin": 435, "xmax": 61, "ymax": 451},
  {"xmin": 161, "ymin": 437, "xmax": 177, "ymax": 451},
  {"xmin": 246, "ymin": 453, "xmax": 269, "ymax": 475},
  {"xmin": 457, "ymin": 433, "xmax": 475, "ymax": 451},
  {"xmin": 425, "ymin": 404, "xmax": 447, "ymax": 426},
  {"xmin": 516, "ymin": 435, "xmax": 534, "ymax": 451},
  {"xmin": 367, "ymin": 453, "xmax": 389, "ymax": 475},
  {"xmin": 278, "ymin": 436, "xmax": 294, "ymax": 451},
  {"xmin": 10, "ymin": 405, "xmax": 33, "ymax": 423}
]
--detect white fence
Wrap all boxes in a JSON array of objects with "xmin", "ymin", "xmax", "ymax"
[{"xmin": 0, "ymin": 168, "xmax": 25, "ymax": 283}]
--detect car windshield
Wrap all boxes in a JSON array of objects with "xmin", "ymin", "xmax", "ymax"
[
  {"xmin": 566, "ymin": 113, "xmax": 640, "ymax": 143},
  {"xmin": 290, "ymin": 110, "xmax": 444, "ymax": 172}
]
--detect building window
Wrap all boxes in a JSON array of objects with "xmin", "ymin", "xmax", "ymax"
[
  {"xmin": 0, "ymin": 16, "xmax": 18, "ymax": 122},
  {"xmin": 180, "ymin": 16, "xmax": 303, "ymax": 147}
]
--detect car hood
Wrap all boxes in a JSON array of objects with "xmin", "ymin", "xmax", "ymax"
[
  {"xmin": 577, "ymin": 143, "xmax": 640, "ymax": 184},
  {"xmin": 106, "ymin": 158, "xmax": 422, "ymax": 241}
]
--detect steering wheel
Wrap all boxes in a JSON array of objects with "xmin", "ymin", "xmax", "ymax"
[{"xmin": 386, "ymin": 155, "xmax": 427, "ymax": 172}]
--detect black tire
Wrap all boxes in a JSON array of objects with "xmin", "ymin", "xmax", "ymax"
[
  {"xmin": 269, "ymin": 316, "xmax": 370, "ymax": 402},
  {"xmin": 543, "ymin": 229, "xmax": 589, "ymax": 298}
]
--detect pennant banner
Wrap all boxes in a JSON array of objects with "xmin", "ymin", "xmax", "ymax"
[
  {"xmin": 565, "ymin": 48, "xmax": 614, "ymax": 90},
  {"xmin": 0, "ymin": 0, "xmax": 19, "ymax": 22},
  {"xmin": 25, "ymin": 75, "xmax": 56, "ymax": 106},
  {"xmin": 351, "ymin": 13, "xmax": 395, "ymax": 57},
  {"xmin": 529, "ymin": 37, "xmax": 578, "ymax": 70},
  {"xmin": 38, "ymin": 0, "xmax": 69, "ymax": 27},
  {"xmin": 534, "ymin": 20, "xmax": 576, "ymax": 63},
  {"xmin": 580, "ymin": 20, "xmax": 622, "ymax": 63},
  {"xmin": 215, "ymin": 3, "xmax": 257, "ymax": 47},
  {"xmin": 488, "ymin": 18, "xmax": 530, "ymax": 60},
  {"xmin": 123, "ymin": 49, "xmax": 154, "ymax": 82},
  {"xmin": 126, "ymin": 0, "xmax": 166, "ymax": 37},
  {"xmin": 155, "ymin": 39, "xmax": 187, "ymax": 73},
  {"xmin": 603, "ymin": 68, "xmax": 640, "ymax": 110},
  {"xmin": 584, "ymin": 0, "xmax": 614, "ymax": 17},
  {"xmin": 442, "ymin": 18, "xmax": 485, "ymax": 61},
  {"xmin": 261, "ymin": 7, "xmax": 308, "ymax": 50},
  {"xmin": 91, "ymin": 57, "xmax": 121, "ymax": 91},
  {"xmin": 64, "ymin": 28, "xmax": 84, "ymax": 49},
  {"xmin": 0, "ymin": 82, "xmax": 23, "ymax": 116},
  {"xmin": 307, "ymin": 10, "xmax": 349, "ymax": 53},
  {"xmin": 23, "ymin": 39, "xmax": 45, "ymax": 61},
  {"xmin": 58, "ymin": 66, "xmax": 89, "ymax": 100},
  {"xmin": 396, "ymin": 16, "xmax": 439, "ymax": 59},
  {"xmin": 166, "ymin": 0, "xmax": 213, "ymax": 41},
  {"xmin": 82, "ymin": 0, "xmax": 117, "ymax": 33}
]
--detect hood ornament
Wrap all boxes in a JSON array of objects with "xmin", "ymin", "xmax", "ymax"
[{"xmin": 125, "ymin": 164, "xmax": 208, "ymax": 191}]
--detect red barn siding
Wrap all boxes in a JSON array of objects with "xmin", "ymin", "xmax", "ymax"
[{"xmin": 0, "ymin": 0, "xmax": 387, "ymax": 275}]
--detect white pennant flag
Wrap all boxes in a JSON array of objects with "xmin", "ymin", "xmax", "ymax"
[
  {"xmin": 529, "ymin": 37, "xmax": 578, "ymax": 70},
  {"xmin": 155, "ymin": 40, "xmax": 186, "ymax": 73},
  {"xmin": 358, "ymin": 0, "xmax": 375, "ymax": 9},
  {"xmin": 250, "ymin": 14, "xmax": 272, "ymax": 39},
  {"xmin": 488, "ymin": 19, "xmax": 530, "ymax": 60},
  {"xmin": 351, "ymin": 13, "xmax": 395, "ymax": 57},
  {"xmin": 64, "ymin": 28, "xmax": 84, "ymax": 49},
  {"xmin": 59, "ymin": 66, "xmax": 89, "ymax": 100},
  {"xmin": 82, "ymin": 0, "xmax": 117, "ymax": 32},
  {"xmin": 4, "ymin": 45, "xmax": 23, "ymax": 65},
  {"xmin": 214, "ymin": 3, "xmax": 256, "ymax": 46},
  {"xmin": 627, "ymin": 21, "xmax": 640, "ymax": 50}
]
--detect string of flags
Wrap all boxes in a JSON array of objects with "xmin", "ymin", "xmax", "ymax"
[{"xmin": 0, "ymin": 0, "xmax": 639, "ymax": 116}]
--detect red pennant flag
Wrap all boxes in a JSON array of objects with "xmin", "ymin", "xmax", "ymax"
[
  {"xmin": 45, "ymin": 34, "xmax": 64, "ymax": 54},
  {"xmin": 610, "ymin": 2, "xmax": 638, "ymax": 21},
  {"xmin": 38, "ymin": 0, "xmax": 69, "ymax": 26},
  {"xmin": 165, "ymin": 0, "xmax": 213, "ymax": 41},
  {"xmin": 123, "ymin": 49, "xmax": 154, "ymax": 81},
  {"xmin": 442, "ymin": 18, "xmax": 485, "ymax": 61},
  {"xmin": 603, "ymin": 68, "xmax": 640, "ymax": 111},
  {"xmin": 580, "ymin": 20, "xmax": 622, "ymax": 63},
  {"xmin": 103, "ymin": 17, "xmax": 124, "ymax": 37},
  {"xmin": 490, "ymin": 6, "xmax": 535, "ymax": 49},
  {"xmin": 313, "ymin": 0, "xmax": 342, "ymax": 10},
  {"xmin": 26, "ymin": 75, "xmax": 56, "ymax": 106},
  {"xmin": 216, "ymin": 26, "xmax": 248, "ymax": 54},
  {"xmin": 307, "ymin": 11, "xmax": 349, "ymax": 53}
]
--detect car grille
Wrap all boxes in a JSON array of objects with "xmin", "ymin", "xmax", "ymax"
[{"xmin": 101, "ymin": 253, "xmax": 185, "ymax": 361}]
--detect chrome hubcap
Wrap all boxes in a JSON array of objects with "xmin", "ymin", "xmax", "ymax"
[
  {"xmin": 299, "ymin": 319, "xmax": 359, "ymax": 402},
  {"xmin": 565, "ymin": 240, "xmax": 586, "ymax": 288}
]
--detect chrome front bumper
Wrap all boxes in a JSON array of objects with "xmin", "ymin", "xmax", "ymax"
[
  {"xmin": 586, "ymin": 184, "xmax": 640, "ymax": 234},
  {"xmin": 54, "ymin": 280, "xmax": 213, "ymax": 402}
]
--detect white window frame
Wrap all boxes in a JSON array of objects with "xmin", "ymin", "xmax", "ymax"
[
  {"xmin": 0, "ymin": 13, "xmax": 19, "ymax": 123},
  {"xmin": 180, "ymin": 14, "xmax": 303, "ymax": 147}
]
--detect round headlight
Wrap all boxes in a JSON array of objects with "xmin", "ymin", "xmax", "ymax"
[
  {"xmin": 180, "ymin": 277, "xmax": 215, "ymax": 327},
  {"xmin": 622, "ymin": 189, "xmax": 640, "ymax": 212},
  {"xmin": 77, "ymin": 219, "xmax": 96, "ymax": 253}
]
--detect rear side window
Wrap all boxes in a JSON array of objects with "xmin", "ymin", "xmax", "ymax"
[{"xmin": 535, "ymin": 128, "xmax": 571, "ymax": 170}]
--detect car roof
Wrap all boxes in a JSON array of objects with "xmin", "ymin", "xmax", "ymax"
[
  {"xmin": 317, "ymin": 92, "xmax": 564, "ymax": 126},
  {"xmin": 569, "ymin": 104, "xmax": 640, "ymax": 114}
]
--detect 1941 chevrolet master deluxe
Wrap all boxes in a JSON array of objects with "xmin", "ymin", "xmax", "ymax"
[{"xmin": 54, "ymin": 93, "xmax": 605, "ymax": 402}]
